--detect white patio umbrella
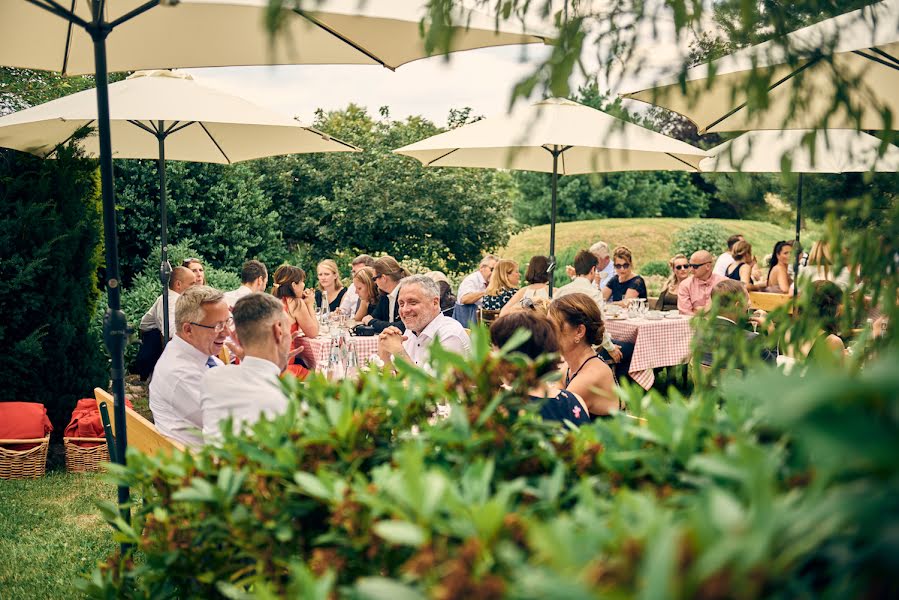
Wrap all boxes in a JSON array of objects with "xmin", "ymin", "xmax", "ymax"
[
  {"xmin": 394, "ymin": 97, "xmax": 708, "ymax": 292},
  {"xmin": 620, "ymin": 0, "xmax": 899, "ymax": 133},
  {"xmin": 0, "ymin": 0, "xmax": 548, "ymax": 513},
  {"xmin": 0, "ymin": 68, "xmax": 360, "ymax": 341},
  {"xmin": 701, "ymin": 129, "xmax": 899, "ymax": 294}
]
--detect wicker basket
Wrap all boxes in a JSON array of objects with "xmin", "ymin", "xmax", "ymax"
[
  {"xmin": 63, "ymin": 437, "xmax": 109, "ymax": 473},
  {"xmin": 0, "ymin": 436, "xmax": 50, "ymax": 479}
]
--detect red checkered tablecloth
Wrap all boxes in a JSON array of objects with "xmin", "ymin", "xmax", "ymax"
[
  {"xmin": 605, "ymin": 315, "xmax": 693, "ymax": 389},
  {"xmin": 306, "ymin": 335, "xmax": 379, "ymax": 369}
]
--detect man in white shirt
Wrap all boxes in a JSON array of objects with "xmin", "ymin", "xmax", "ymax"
[
  {"xmin": 378, "ymin": 275, "xmax": 471, "ymax": 370},
  {"xmin": 452, "ymin": 254, "xmax": 497, "ymax": 326},
  {"xmin": 339, "ymin": 254, "xmax": 375, "ymax": 316},
  {"xmin": 557, "ymin": 250, "xmax": 623, "ymax": 362},
  {"xmin": 713, "ymin": 234, "xmax": 744, "ymax": 277},
  {"xmin": 149, "ymin": 286, "xmax": 232, "ymax": 447},
  {"xmin": 201, "ymin": 293, "xmax": 291, "ymax": 445},
  {"xmin": 224, "ymin": 260, "xmax": 268, "ymax": 308},
  {"xmin": 565, "ymin": 241, "xmax": 613, "ymax": 290},
  {"xmin": 139, "ymin": 266, "xmax": 195, "ymax": 338}
]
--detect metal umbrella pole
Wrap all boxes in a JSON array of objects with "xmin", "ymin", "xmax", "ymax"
[
  {"xmin": 543, "ymin": 144, "xmax": 570, "ymax": 298},
  {"xmin": 25, "ymin": 0, "xmax": 163, "ymax": 553},
  {"xmin": 793, "ymin": 173, "xmax": 804, "ymax": 302}
]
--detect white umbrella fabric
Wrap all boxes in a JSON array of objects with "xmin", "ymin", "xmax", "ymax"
[
  {"xmin": 0, "ymin": 0, "xmax": 548, "ymax": 517},
  {"xmin": 620, "ymin": 0, "xmax": 899, "ymax": 133},
  {"xmin": 701, "ymin": 129, "xmax": 899, "ymax": 293},
  {"xmin": 0, "ymin": 68, "xmax": 360, "ymax": 341},
  {"xmin": 394, "ymin": 97, "xmax": 708, "ymax": 291}
]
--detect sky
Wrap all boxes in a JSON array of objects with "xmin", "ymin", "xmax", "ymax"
[{"xmin": 184, "ymin": 3, "xmax": 714, "ymax": 128}]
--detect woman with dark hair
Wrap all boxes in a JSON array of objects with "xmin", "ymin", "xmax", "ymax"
[
  {"xmin": 500, "ymin": 255, "xmax": 556, "ymax": 316},
  {"xmin": 548, "ymin": 293, "xmax": 618, "ymax": 417},
  {"xmin": 807, "ymin": 280, "xmax": 847, "ymax": 358},
  {"xmin": 725, "ymin": 240, "xmax": 765, "ymax": 291},
  {"xmin": 602, "ymin": 246, "xmax": 648, "ymax": 305},
  {"xmin": 360, "ymin": 256, "xmax": 409, "ymax": 332},
  {"xmin": 425, "ymin": 271, "xmax": 457, "ymax": 316},
  {"xmin": 765, "ymin": 240, "xmax": 794, "ymax": 293},
  {"xmin": 182, "ymin": 257, "xmax": 206, "ymax": 286},
  {"xmin": 351, "ymin": 266, "xmax": 381, "ymax": 322},
  {"xmin": 489, "ymin": 311, "xmax": 591, "ymax": 425},
  {"xmin": 272, "ymin": 265, "xmax": 318, "ymax": 375}
]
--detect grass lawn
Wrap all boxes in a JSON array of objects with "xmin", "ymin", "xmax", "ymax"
[
  {"xmin": 500, "ymin": 217, "xmax": 808, "ymax": 269},
  {"xmin": 0, "ymin": 472, "xmax": 116, "ymax": 599}
]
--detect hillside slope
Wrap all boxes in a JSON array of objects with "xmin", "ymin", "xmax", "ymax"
[{"xmin": 501, "ymin": 218, "xmax": 800, "ymax": 268}]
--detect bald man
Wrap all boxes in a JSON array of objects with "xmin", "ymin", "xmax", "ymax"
[
  {"xmin": 677, "ymin": 250, "xmax": 726, "ymax": 315},
  {"xmin": 139, "ymin": 266, "xmax": 197, "ymax": 337}
]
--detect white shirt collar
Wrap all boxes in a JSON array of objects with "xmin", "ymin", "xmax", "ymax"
[
  {"xmin": 172, "ymin": 333, "xmax": 213, "ymax": 365},
  {"xmin": 414, "ymin": 313, "xmax": 443, "ymax": 340},
  {"xmin": 239, "ymin": 355, "xmax": 281, "ymax": 375}
]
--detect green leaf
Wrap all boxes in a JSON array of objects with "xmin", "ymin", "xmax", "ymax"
[
  {"xmin": 372, "ymin": 520, "xmax": 426, "ymax": 547},
  {"xmin": 293, "ymin": 472, "xmax": 332, "ymax": 501},
  {"xmin": 355, "ymin": 577, "xmax": 426, "ymax": 600}
]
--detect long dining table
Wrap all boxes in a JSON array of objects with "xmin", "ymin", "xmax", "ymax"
[{"xmin": 604, "ymin": 313, "xmax": 693, "ymax": 389}]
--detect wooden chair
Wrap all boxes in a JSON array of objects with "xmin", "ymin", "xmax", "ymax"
[
  {"xmin": 94, "ymin": 388, "xmax": 185, "ymax": 456},
  {"xmin": 478, "ymin": 308, "xmax": 501, "ymax": 327},
  {"xmin": 748, "ymin": 291, "xmax": 793, "ymax": 313}
]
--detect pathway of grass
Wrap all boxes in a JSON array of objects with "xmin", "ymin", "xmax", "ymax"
[{"xmin": 0, "ymin": 472, "xmax": 116, "ymax": 599}]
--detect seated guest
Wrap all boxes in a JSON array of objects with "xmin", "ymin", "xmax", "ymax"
[
  {"xmin": 678, "ymin": 250, "xmax": 726, "ymax": 315},
  {"xmin": 565, "ymin": 241, "xmax": 613, "ymax": 289},
  {"xmin": 272, "ymin": 266, "xmax": 318, "ymax": 378},
  {"xmin": 489, "ymin": 311, "xmax": 591, "ymax": 425},
  {"xmin": 149, "ymin": 286, "xmax": 231, "ymax": 447},
  {"xmin": 724, "ymin": 241, "xmax": 765, "ymax": 291},
  {"xmin": 806, "ymin": 280, "xmax": 847, "ymax": 359},
  {"xmin": 547, "ymin": 293, "xmax": 618, "ymax": 418},
  {"xmin": 201, "ymin": 293, "xmax": 291, "ymax": 445},
  {"xmin": 182, "ymin": 257, "xmax": 206, "ymax": 286},
  {"xmin": 482, "ymin": 259, "xmax": 520, "ymax": 311},
  {"xmin": 654, "ymin": 254, "xmax": 691, "ymax": 311},
  {"xmin": 602, "ymin": 246, "xmax": 648, "ymax": 305},
  {"xmin": 360, "ymin": 256, "xmax": 409, "ymax": 333},
  {"xmin": 764, "ymin": 240, "xmax": 794, "ymax": 293},
  {"xmin": 697, "ymin": 280, "xmax": 776, "ymax": 367},
  {"xmin": 377, "ymin": 275, "xmax": 471, "ymax": 369},
  {"xmin": 557, "ymin": 250, "xmax": 603, "ymax": 304},
  {"xmin": 798, "ymin": 240, "xmax": 852, "ymax": 290},
  {"xmin": 139, "ymin": 266, "xmax": 196, "ymax": 338},
  {"xmin": 425, "ymin": 271, "xmax": 457, "ymax": 316},
  {"xmin": 314, "ymin": 259, "xmax": 347, "ymax": 313},
  {"xmin": 501, "ymin": 255, "xmax": 555, "ymax": 316},
  {"xmin": 340, "ymin": 254, "xmax": 375, "ymax": 315},
  {"xmin": 452, "ymin": 254, "xmax": 498, "ymax": 327},
  {"xmin": 713, "ymin": 234, "xmax": 744, "ymax": 277},
  {"xmin": 351, "ymin": 266, "xmax": 381, "ymax": 322},
  {"xmin": 224, "ymin": 260, "xmax": 268, "ymax": 308}
]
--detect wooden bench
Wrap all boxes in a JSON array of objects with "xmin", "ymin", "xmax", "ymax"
[
  {"xmin": 748, "ymin": 291, "xmax": 793, "ymax": 313},
  {"xmin": 94, "ymin": 388, "xmax": 185, "ymax": 456}
]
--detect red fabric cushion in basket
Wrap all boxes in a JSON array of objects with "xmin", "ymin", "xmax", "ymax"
[
  {"xmin": 65, "ymin": 397, "xmax": 134, "ymax": 447},
  {"xmin": 0, "ymin": 402, "xmax": 52, "ymax": 450}
]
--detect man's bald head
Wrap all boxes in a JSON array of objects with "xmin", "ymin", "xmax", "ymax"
[
  {"xmin": 170, "ymin": 266, "xmax": 196, "ymax": 292},
  {"xmin": 690, "ymin": 250, "xmax": 715, "ymax": 281}
]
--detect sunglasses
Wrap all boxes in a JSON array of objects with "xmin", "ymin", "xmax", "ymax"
[
  {"xmin": 689, "ymin": 262, "xmax": 711, "ymax": 268},
  {"xmin": 614, "ymin": 263, "xmax": 630, "ymax": 269},
  {"xmin": 674, "ymin": 264, "xmax": 692, "ymax": 270}
]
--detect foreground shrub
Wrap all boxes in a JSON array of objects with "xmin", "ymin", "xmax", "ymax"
[{"xmin": 80, "ymin": 323, "xmax": 899, "ymax": 599}]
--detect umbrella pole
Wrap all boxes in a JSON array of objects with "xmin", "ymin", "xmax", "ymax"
[
  {"xmin": 793, "ymin": 173, "xmax": 803, "ymax": 303},
  {"xmin": 157, "ymin": 124, "xmax": 172, "ymax": 345},
  {"xmin": 548, "ymin": 146, "xmax": 560, "ymax": 297},
  {"xmin": 89, "ymin": 18, "xmax": 131, "ymax": 547}
]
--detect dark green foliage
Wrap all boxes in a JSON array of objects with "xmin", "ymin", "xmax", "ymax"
[
  {"xmin": 640, "ymin": 260, "xmax": 670, "ymax": 277},
  {"xmin": 0, "ymin": 147, "xmax": 106, "ymax": 432},
  {"xmin": 671, "ymin": 221, "xmax": 729, "ymax": 257},
  {"xmin": 778, "ymin": 172, "xmax": 898, "ymax": 229}
]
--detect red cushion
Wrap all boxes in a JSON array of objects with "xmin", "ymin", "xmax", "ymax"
[
  {"xmin": 0, "ymin": 402, "xmax": 52, "ymax": 450},
  {"xmin": 64, "ymin": 397, "xmax": 135, "ymax": 447}
]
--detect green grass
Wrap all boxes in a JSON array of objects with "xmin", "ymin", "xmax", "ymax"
[
  {"xmin": 0, "ymin": 472, "xmax": 115, "ymax": 599},
  {"xmin": 501, "ymin": 217, "xmax": 806, "ymax": 270}
]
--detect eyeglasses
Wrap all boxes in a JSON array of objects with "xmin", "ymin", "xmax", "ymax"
[
  {"xmin": 614, "ymin": 263, "xmax": 630, "ymax": 269},
  {"xmin": 373, "ymin": 274, "xmax": 383, "ymax": 281},
  {"xmin": 189, "ymin": 317, "xmax": 233, "ymax": 334},
  {"xmin": 674, "ymin": 264, "xmax": 692, "ymax": 270},
  {"xmin": 689, "ymin": 262, "xmax": 711, "ymax": 269}
]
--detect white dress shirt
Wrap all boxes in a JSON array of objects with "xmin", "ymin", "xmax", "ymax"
[
  {"xmin": 456, "ymin": 270, "xmax": 488, "ymax": 306},
  {"xmin": 553, "ymin": 277, "xmax": 616, "ymax": 352},
  {"xmin": 713, "ymin": 252, "xmax": 735, "ymax": 277},
  {"xmin": 340, "ymin": 284, "xmax": 359, "ymax": 315},
  {"xmin": 402, "ymin": 314, "xmax": 471, "ymax": 369},
  {"xmin": 148, "ymin": 335, "xmax": 217, "ymax": 447},
  {"xmin": 200, "ymin": 356, "xmax": 288, "ymax": 445},
  {"xmin": 139, "ymin": 289, "xmax": 180, "ymax": 337},
  {"xmin": 223, "ymin": 285, "xmax": 254, "ymax": 308},
  {"xmin": 596, "ymin": 262, "xmax": 615, "ymax": 290},
  {"xmin": 387, "ymin": 285, "xmax": 401, "ymax": 323}
]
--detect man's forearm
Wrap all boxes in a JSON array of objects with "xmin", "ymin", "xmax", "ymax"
[{"xmin": 460, "ymin": 291, "xmax": 484, "ymax": 304}]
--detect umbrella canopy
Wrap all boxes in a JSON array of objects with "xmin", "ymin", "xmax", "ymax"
[
  {"xmin": 0, "ymin": 68, "xmax": 359, "ymax": 340},
  {"xmin": 620, "ymin": 0, "xmax": 899, "ymax": 133},
  {"xmin": 0, "ymin": 69, "xmax": 359, "ymax": 162},
  {"xmin": 394, "ymin": 97, "xmax": 708, "ymax": 291},
  {"xmin": 1, "ymin": 0, "xmax": 550, "ymax": 75}
]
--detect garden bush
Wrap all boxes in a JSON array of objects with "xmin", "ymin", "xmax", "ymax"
[
  {"xmin": 639, "ymin": 259, "xmax": 670, "ymax": 278},
  {"xmin": 670, "ymin": 221, "xmax": 729, "ymax": 258}
]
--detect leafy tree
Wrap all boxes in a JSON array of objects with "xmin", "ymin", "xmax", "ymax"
[
  {"xmin": 256, "ymin": 104, "xmax": 516, "ymax": 272},
  {"xmin": 0, "ymin": 67, "xmax": 126, "ymax": 115},
  {"xmin": 0, "ymin": 146, "xmax": 107, "ymax": 432}
]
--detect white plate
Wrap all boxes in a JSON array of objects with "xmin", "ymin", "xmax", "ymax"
[{"xmin": 664, "ymin": 312, "xmax": 682, "ymax": 319}]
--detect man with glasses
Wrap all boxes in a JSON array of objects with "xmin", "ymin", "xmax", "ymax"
[
  {"xmin": 677, "ymin": 250, "xmax": 726, "ymax": 316},
  {"xmin": 452, "ymin": 254, "xmax": 498, "ymax": 327},
  {"xmin": 149, "ymin": 286, "xmax": 232, "ymax": 447}
]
